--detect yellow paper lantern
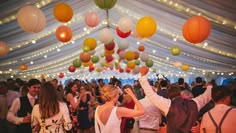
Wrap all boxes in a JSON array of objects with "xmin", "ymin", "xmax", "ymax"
[
  {"xmin": 125, "ymin": 51, "xmax": 135, "ymax": 61},
  {"xmin": 83, "ymin": 37, "xmax": 97, "ymax": 50},
  {"xmin": 136, "ymin": 16, "xmax": 157, "ymax": 38},
  {"xmin": 171, "ymin": 46, "xmax": 181, "ymax": 56},
  {"xmin": 127, "ymin": 61, "xmax": 136, "ymax": 69},
  {"xmin": 53, "ymin": 2, "xmax": 73, "ymax": 23},
  {"xmin": 182, "ymin": 64, "xmax": 190, "ymax": 71}
]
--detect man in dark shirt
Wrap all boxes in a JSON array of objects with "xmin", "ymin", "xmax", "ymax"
[{"xmin": 192, "ymin": 77, "xmax": 205, "ymax": 97}]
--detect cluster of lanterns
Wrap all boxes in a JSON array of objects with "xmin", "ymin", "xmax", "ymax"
[{"xmin": 1, "ymin": 0, "xmax": 213, "ymax": 77}]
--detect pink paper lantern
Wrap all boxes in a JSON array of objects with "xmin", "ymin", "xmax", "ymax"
[
  {"xmin": 17, "ymin": 5, "xmax": 46, "ymax": 33},
  {"xmin": 174, "ymin": 61, "xmax": 182, "ymax": 68},
  {"xmin": 85, "ymin": 12, "xmax": 100, "ymax": 27},
  {"xmin": 0, "ymin": 41, "xmax": 9, "ymax": 57}
]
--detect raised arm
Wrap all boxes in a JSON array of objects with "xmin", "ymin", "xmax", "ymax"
[
  {"xmin": 66, "ymin": 93, "xmax": 80, "ymax": 110},
  {"xmin": 139, "ymin": 66, "xmax": 171, "ymax": 116}
]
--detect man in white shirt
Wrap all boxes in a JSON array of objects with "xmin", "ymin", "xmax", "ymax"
[
  {"xmin": 139, "ymin": 66, "xmax": 212, "ymax": 133},
  {"xmin": 134, "ymin": 96, "xmax": 161, "ymax": 133},
  {"xmin": 7, "ymin": 79, "xmax": 41, "ymax": 133},
  {"xmin": 200, "ymin": 86, "xmax": 236, "ymax": 133}
]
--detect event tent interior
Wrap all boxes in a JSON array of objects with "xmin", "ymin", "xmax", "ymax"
[{"xmin": 0, "ymin": 0, "xmax": 235, "ymax": 85}]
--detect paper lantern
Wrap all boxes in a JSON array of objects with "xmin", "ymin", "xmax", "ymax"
[
  {"xmin": 173, "ymin": 61, "xmax": 182, "ymax": 68},
  {"xmin": 118, "ymin": 39, "xmax": 129, "ymax": 50},
  {"xmin": 170, "ymin": 46, "xmax": 181, "ymax": 56},
  {"xmin": 132, "ymin": 67, "xmax": 140, "ymax": 75},
  {"xmin": 85, "ymin": 12, "xmax": 100, "ymax": 27},
  {"xmin": 145, "ymin": 59, "xmax": 153, "ymax": 67},
  {"xmin": 140, "ymin": 53, "xmax": 149, "ymax": 62},
  {"xmin": 17, "ymin": 5, "xmax": 46, "ymax": 33},
  {"xmin": 125, "ymin": 51, "xmax": 135, "ymax": 61},
  {"xmin": 117, "ymin": 48, "xmax": 122, "ymax": 54},
  {"xmin": 134, "ymin": 51, "xmax": 139, "ymax": 59},
  {"xmin": 105, "ymin": 55, "xmax": 114, "ymax": 62},
  {"xmin": 182, "ymin": 64, "xmax": 190, "ymax": 71},
  {"xmin": 0, "ymin": 41, "xmax": 9, "ymax": 57},
  {"xmin": 116, "ymin": 27, "xmax": 131, "ymax": 38},
  {"xmin": 127, "ymin": 61, "xmax": 135, "ymax": 69},
  {"xmin": 104, "ymin": 42, "xmax": 115, "ymax": 51},
  {"xmin": 125, "ymin": 68, "xmax": 131, "ymax": 73},
  {"xmin": 138, "ymin": 45, "xmax": 145, "ymax": 52},
  {"xmin": 89, "ymin": 50, "xmax": 96, "ymax": 55},
  {"xmin": 20, "ymin": 64, "xmax": 27, "ymax": 71},
  {"xmin": 117, "ymin": 17, "xmax": 133, "ymax": 33},
  {"xmin": 68, "ymin": 65, "xmax": 76, "ymax": 72},
  {"xmin": 96, "ymin": 67, "xmax": 103, "ymax": 73},
  {"xmin": 80, "ymin": 52, "xmax": 91, "ymax": 62},
  {"xmin": 135, "ymin": 60, "xmax": 140, "ymax": 65},
  {"xmin": 58, "ymin": 73, "xmax": 64, "ymax": 78},
  {"xmin": 136, "ymin": 16, "xmax": 157, "ymax": 38},
  {"xmin": 73, "ymin": 58, "xmax": 82, "ymax": 68},
  {"xmin": 91, "ymin": 55, "xmax": 99, "ymax": 63},
  {"xmin": 94, "ymin": 0, "xmax": 117, "ymax": 10},
  {"xmin": 83, "ymin": 37, "xmax": 97, "ymax": 50},
  {"xmin": 83, "ymin": 45, "xmax": 90, "ymax": 52},
  {"xmin": 83, "ymin": 61, "xmax": 92, "ymax": 67},
  {"xmin": 182, "ymin": 16, "xmax": 211, "ymax": 44},
  {"xmin": 53, "ymin": 2, "xmax": 73, "ymax": 23},
  {"xmin": 56, "ymin": 26, "xmax": 72, "ymax": 42},
  {"xmin": 119, "ymin": 68, "xmax": 124, "ymax": 73},
  {"xmin": 98, "ymin": 28, "xmax": 113, "ymax": 44},
  {"xmin": 119, "ymin": 51, "xmax": 125, "ymax": 60}
]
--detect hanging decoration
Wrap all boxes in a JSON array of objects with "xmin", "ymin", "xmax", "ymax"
[
  {"xmin": 182, "ymin": 64, "xmax": 190, "ymax": 71},
  {"xmin": 138, "ymin": 45, "xmax": 145, "ymax": 51},
  {"xmin": 182, "ymin": 16, "xmax": 211, "ymax": 44},
  {"xmin": 0, "ymin": 41, "xmax": 9, "ymax": 57},
  {"xmin": 58, "ymin": 72, "xmax": 64, "ymax": 78},
  {"xmin": 68, "ymin": 65, "xmax": 76, "ymax": 72},
  {"xmin": 94, "ymin": 0, "xmax": 117, "ymax": 10},
  {"xmin": 125, "ymin": 51, "xmax": 135, "ymax": 61},
  {"xmin": 19, "ymin": 64, "xmax": 27, "ymax": 71},
  {"xmin": 170, "ymin": 46, "xmax": 181, "ymax": 56},
  {"xmin": 118, "ymin": 39, "xmax": 129, "ymax": 50},
  {"xmin": 145, "ymin": 59, "xmax": 154, "ymax": 67},
  {"xmin": 17, "ymin": 5, "xmax": 46, "ymax": 33},
  {"xmin": 85, "ymin": 12, "xmax": 100, "ymax": 27},
  {"xmin": 80, "ymin": 52, "xmax": 91, "ymax": 62},
  {"xmin": 116, "ymin": 27, "xmax": 131, "ymax": 38},
  {"xmin": 98, "ymin": 28, "xmax": 113, "ymax": 44},
  {"xmin": 173, "ymin": 61, "xmax": 182, "ymax": 68},
  {"xmin": 56, "ymin": 25, "xmax": 73, "ymax": 42},
  {"xmin": 83, "ymin": 37, "xmax": 97, "ymax": 51},
  {"xmin": 83, "ymin": 45, "xmax": 90, "ymax": 52},
  {"xmin": 53, "ymin": 2, "xmax": 73, "ymax": 23},
  {"xmin": 91, "ymin": 55, "xmax": 99, "ymax": 63},
  {"xmin": 73, "ymin": 58, "xmax": 82, "ymax": 68},
  {"xmin": 136, "ymin": 16, "xmax": 157, "ymax": 38}
]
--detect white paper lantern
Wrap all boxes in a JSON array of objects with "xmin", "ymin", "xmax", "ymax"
[
  {"xmin": 98, "ymin": 28, "xmax": 113, "ymax": 44},
  {"xmin": 117, "ymin": 17, "xmax": 133, "ymax": 33},
  {"xmin": 118, "ymin": 39, "xmax": 129, "ymax": 50},
  {"xmin": 17, "ymin": 5, "xmax": 46, "ymax": 33},
  {"xmin": 140, "ymin": 53, "xmax": 149, "ymax": 62}
]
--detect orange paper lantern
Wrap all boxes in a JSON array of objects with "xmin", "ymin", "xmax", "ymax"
[
  {"xmin": 20, "ymin": 64, "xmax": 27, "ymax": 71},
  {"xmin": 182, "ymin": 64, "xmax": 190, "ymax": 71},
  {"xmin": 182, "ymin": 16, "xmax": 211, "ymax": 44},
  {"xmin": 83, "ymin": 37, "xmax": 97, "ymax": 50},
  {"xmin": 125, "ymin": 51, "xmax": 135, "ymax": 61},
  {"xmin": 53, "ymin": 3, "xmax": 73, "ymax": 23},
  {"xmin": 56, "ymin": 25, "xmax": 72, "ymax": 42},
  {"xmin": 138, "ymin": 45, "xmax": 145, "ymax": 51},
  {"xmin": 0, "ymin": 41, "xmax": 9, "ymax": 57},
  {"xmin": 80, "ymin": 52, "xmax": 91, "ymax": 62}
]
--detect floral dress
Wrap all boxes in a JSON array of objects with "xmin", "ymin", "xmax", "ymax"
[{"xmin": 31, "ymin": 102, "xmax": 72, "ymax": 133}]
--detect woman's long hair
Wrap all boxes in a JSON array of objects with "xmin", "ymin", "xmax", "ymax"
[
  {"xmin": 65, "ymin": 82, "xmax": 77, "ymax": 96},
  {"xmin": 39, "ymin": 82, "xmax": 59, "ymax": 118}
]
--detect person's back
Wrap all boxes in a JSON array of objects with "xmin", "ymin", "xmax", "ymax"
[
  {"xmin": 192, "ymin": 77, "xmax": 205, "ymax": 97},
  {"xmin": 200, "ymin": 86, "xmax": 236, "ymax": 133}
]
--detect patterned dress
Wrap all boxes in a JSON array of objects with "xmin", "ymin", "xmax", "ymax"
[{"xmin": 31, "ymin": 102, "xmax": 72, "ymax": 133}]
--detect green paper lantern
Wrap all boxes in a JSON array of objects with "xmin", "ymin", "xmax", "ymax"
[
  {"xmin": 91, "ymin": 55, "xmax": 99, "ymax": 63},
  {"xmin": 145, "ymin": 59, "xmax": 153, "ymax": 67},
  {"xmin": 135, "ymin": 60, "xmax": 140, "ymax": 65},
  {"xmin": 170, "ymin": 46, "xmax": 181, "ymax": 56},
  {"xmin": 83, "ymin": 45, "xmax": 90, "ymax": 52},
  {"xmin": 94, "ymin": 0, "xmax": 117, "ymax": 10},
  {"xmin": 73, "ymin": 58, "xmax": 82, "ymax": 68}
]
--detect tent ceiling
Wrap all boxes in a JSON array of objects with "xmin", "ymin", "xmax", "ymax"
[{"xmin": 0, "ymin": 0, "xmax": 235, "ymax": 80}]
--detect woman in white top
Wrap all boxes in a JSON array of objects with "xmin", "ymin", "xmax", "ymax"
[
  {"xmin": 31, "ymin": 82, "xmax": 72, "ymax": 133},
  {"xmin": 95, "ymin": 85, "xmax": 144, "ymax": 133}
]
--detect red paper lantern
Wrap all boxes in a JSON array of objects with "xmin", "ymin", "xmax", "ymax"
[
  {"xmin": 68, "ymin": 65, "xmax": 76, "ymax": 72},
  {"xmin": 105, "ymin": 55, "xmax": 114, "ymax": 62},
  {"xmin": 104, "ymin": 42, "xmax": 115, "ymax": 51},
  {"xmin": 116, "ymin": 27, "xmax": 131, "ymax": 38},
  {"xmin": 134, "ymin": 51, "xmax": 139, "ymax": 59},
  {"xmin": 119, "ymin": 68, "xmax": 124, "ymax": 73},
  {"xmin": 125, "ymin": 68, "xmax": 131, "ymax": 73},
  {"xmin": 56, "ymin": 25, "xmax": 72, "ymax": 42},
  {"xmin": 58, "ymin": 72, "xmax": 64, "ymax": 78},
  {"xmin": 138, "ymin": 45, "xmax": 145, "ymax": 51},
  {"xmin": 117, "ymin": 48, "xmax": 122, "ymax": 54},
  {"xmin": 80, "ymin": 52, "xmax": 91, "ymax": 62},
  {"xmin": 182, "ymin": 16, "xmax": 211, "ymax": 44}
]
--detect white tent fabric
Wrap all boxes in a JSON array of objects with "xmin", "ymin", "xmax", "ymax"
[{"xmin": 0, "ymin": 0, "xmax": 235, "ymax": 80}]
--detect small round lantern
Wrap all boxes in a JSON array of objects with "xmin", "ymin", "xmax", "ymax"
[
  {"xmin": 56, "ymin": 25, "xmax": 72, "ymax": 42},
  {"xmin": 85, "ymin": 12, "xmax": 100, "ymax": 27}
]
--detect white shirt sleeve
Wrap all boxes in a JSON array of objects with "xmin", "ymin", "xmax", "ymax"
[
  {"xmin": 192, "ymin": 85, "xmax": 212, "ymax": 111},
  {"xmin": 139, "ymin": 76, "xmax": 171, "ymax": 116},
  {"xmin": 61, "ymin": 102, "xmax": 72, "ymax": 131},
  {"xmin": 7, "ymin": 98, "xmax": 24, "ymax": 125}
]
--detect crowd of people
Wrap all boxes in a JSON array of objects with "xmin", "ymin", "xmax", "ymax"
[{"xmin": 0, "ymin": 66, "xmax": 236, "ymax": 133}]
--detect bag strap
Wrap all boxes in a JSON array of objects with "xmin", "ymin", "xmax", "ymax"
[{"xmin": 208, "ymin": 107, "xmax": 234, "ymax": 133}]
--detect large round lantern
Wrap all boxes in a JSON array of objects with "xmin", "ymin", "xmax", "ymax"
[
  {"xmin": 68, "ymin": 65, "xmax": 76, "ymax": 72},
  {"xmin": 182, "ymin": 64, "xmax": 190, "ymax": 71},
  {"xmin": 56, "ymin": 25, "xmax": 72, "ymax": 42},
  {"xmin": 94, "ymin": 0, "xmax": 117, "ymax": 10},
  {"xmin": 17, "ymin": 5, "xmax": 46, "ymax": 33},
  {"xmin": 20, "ymin": 64, "xmax": 27, "ymax": 71},
  {"xmin": 73, "ymin": 58, "xmax": 82, "ymax": 68},
  {"xmin": 80, "ymin": 52, "xmax": 91, "ymax": 62},
  {"xmin": 136, "ymin": 16, "xmax": 157, "ymax": 38},
  {"xmin": 58, "ymin": 72, "xmax": 64, "ymax": 78},
  {"xmin": 170, "ymin": 46, "xmax": 181, "ymax": 56},
  {"xmin": 0, "ymin": 41, "xmax": 9, "ymax": 57},
  {"xmin": 85, "ymin": 12, "xmax": 100, "ymax": 27},
  {"xmin": 98, "ymin": 28, "xmax": 113, "ymax": 44},
  {"xmin": 117, "ymin": 17, "xmax": 133, "ymax": 33},
  {"xmin": 83, "ymin": 37, "xmax": 97, "ymax": 50},
  {"xmin": 116, "ymin": 27, "xmax": 131, "ymax": 38},
  {"xmin": 182, "ymin": 16, "xmax": 211, "ymax": 44},
  {"xmin": 53, "ymin": 2, "xmax": 73, "ymax": 23}
]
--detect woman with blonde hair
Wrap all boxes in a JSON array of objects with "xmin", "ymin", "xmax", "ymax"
[
  {"xmin": 31, "ymin": 82, "xmax": 72, "ymax": 133},
  {"xmin": 94, "ymin": 85, "xmax": 144, "ymax": 133}
]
